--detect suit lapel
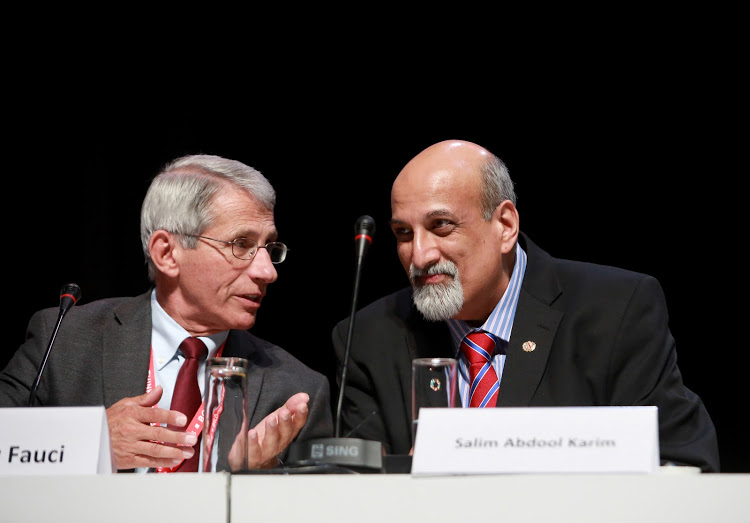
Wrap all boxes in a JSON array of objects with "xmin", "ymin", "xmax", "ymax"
[
  {"xmin": 245, "ymin": 362, "xmax": 265, "ymax": 424},
  {"xmin": 223, "ymin": 330, "xmax": 264, "ymax": 424},
  {"xmin": 498, "ymin": 287, "xmax": 562, "ymax": 406},
  {"xmin": 498, "ymin": 233, "xmax": 563, "ymax": 406},
  {"xmin": 101, "ymin": 292, "xmax": 153, "ymax": 407}
]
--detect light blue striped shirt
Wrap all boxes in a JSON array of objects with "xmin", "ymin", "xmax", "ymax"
[{"xmin": 446, "ymin": 242, "xmax": 527, "ymax": 407}]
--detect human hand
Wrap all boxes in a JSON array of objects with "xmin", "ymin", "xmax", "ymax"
[
  {"xmin": 106, "ymin": 385, "xmax": 198, "ymax": 470},
  {"xmin": 246, "ymin": 392, "xmax": 310, "ymax": 469}
]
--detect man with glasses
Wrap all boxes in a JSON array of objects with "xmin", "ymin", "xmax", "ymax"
[{"xmin": 0, "ymin": 154, "xmax": 333, "ymax": 472}]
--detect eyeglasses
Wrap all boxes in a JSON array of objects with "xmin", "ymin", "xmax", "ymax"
[{"xmin": 180, "ymin": 234, "xmax": 288, "ymax": 264}]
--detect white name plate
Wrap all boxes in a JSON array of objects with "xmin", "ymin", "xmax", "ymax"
[
  {"xmin": 0, "ymin": 407, "xmax": 115, "ymax": 475},
  {"xmin": 412, "ymin": 406, "xmax": 659, "ymax": 476}
]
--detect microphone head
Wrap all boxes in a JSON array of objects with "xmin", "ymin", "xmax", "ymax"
[
  {"xmin": 59, "ymin": 283, "xmax": 81, "ymax": 306},
  {"xmin": 354, "ymin": 215, "xmax": 376, "ymax": 238}
]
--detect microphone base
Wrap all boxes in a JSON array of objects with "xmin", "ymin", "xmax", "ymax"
[{"xmin": 286, "ymin": 437, "xmax": 384, "ymax": 473}]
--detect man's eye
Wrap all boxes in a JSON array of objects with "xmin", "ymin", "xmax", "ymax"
[
  {"xmin": 431, "ymin": 220, "xmax": 457, "ymax": 236},
  {"xmin": 233, "ymin": 238, "xmax": 252, "ymax": 249},
  {"xmin": 392, "ymin": 227, "xmax": 412, "ymax": 237}
]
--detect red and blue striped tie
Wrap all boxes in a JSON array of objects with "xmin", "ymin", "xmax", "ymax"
[{"xmin": 461, "ymin": 331, "xmax": 499, "ymax": 408}]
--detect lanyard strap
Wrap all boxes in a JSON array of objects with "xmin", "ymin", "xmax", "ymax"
[{"xmin": 146, "ymin": 340, "xmax": 226, "ymax": 473}]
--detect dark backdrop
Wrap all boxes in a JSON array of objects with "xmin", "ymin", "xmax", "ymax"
[{"xmin": 4, "ymin": 81, "xmax": 744, "ymax": 471}]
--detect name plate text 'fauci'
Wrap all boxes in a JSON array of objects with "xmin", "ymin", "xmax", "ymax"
[{"xmin": 0, "ymin": 406, "xmax": 115, "ymax": 475}]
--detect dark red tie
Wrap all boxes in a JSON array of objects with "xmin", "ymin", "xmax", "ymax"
[
  {"xmin": 460, "ymin": 331, "xmax": 499, "ymax": 408},
  {"xmin": 169, "ymin": 337, "xmax": 208, "ymax": 472}
]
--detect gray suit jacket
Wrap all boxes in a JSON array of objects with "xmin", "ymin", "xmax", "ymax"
[
  {"xmin": 332, "ymin": 233, "xmax": 720, "ymax": 472},
  {"xmin": 0, "ymin": 291, "xmax": 333, "ymax": 467}
]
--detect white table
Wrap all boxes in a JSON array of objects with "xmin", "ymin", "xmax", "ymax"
[
  {"xmin": 3, "ymin": 470, "xmax": 749, "ymax": 522},
  {"xmin": 231, "ymin": 471, "xmax": 750, "ymax": 523},
  {"xmin": 1, "ymin": 472, "xmax": 229, "ymax": 522}
]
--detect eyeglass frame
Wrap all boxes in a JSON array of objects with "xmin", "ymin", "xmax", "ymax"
[{"xmin": 176, "ymin": 233, "xmax": 289, "ymax": 264}]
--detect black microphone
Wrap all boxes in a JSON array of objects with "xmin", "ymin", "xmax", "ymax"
[
  {"xmin": 28, "ymin": 283, "xmax": 81, "ymax": 407},
  {"xmin": 285, "ymin": 216, "xmax": 383, "ymax": 472},
  {"xmin": 354, "ymin": 214, "xmax": 376, "ymax": 268},
  {"xmin": 337, "ymin": 215, "xmax": 376, "ymax": 436}
]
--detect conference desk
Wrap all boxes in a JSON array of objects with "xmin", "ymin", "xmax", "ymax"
[{"xmin": 2, "ymin": 469, "xmax": 749, "ymax": 522}]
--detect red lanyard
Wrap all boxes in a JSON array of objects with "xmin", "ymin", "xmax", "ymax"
[
  {"xmin": 201, "ymin": 376, "xmax": 226, "ymax": 472},
  {"xmin": 146, "ymin": 340, "xmax": 226, "ymax": 473}
]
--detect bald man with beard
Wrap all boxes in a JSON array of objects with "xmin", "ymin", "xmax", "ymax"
[{"xmin": 332, "ymin": 139, "xmax": 719, "ymax": 472}]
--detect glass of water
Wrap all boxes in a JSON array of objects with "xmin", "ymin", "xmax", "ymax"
[
  {"xmin": 201, "ymin": 357, "xmax": 249, "ymax": 473},
  {"xmin": 411, "ymin": 357, "xmax": 457, "ymax": 447}
]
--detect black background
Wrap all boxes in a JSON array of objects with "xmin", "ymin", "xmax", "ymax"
[{"xmin": 4, "ymin": 44, "xmax": 745, "ymax": 471}]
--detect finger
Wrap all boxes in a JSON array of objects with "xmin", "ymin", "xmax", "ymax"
[
  {"xmin": 247, "ymin": 428, "xmax": 263, "ymax": 468},
  {"xmin": 123, "ymin": 415, "xmax": 196, "ymax": 446},
  {"xmin": 107, "ymin": 407, "xmax": 191, "ymax": 445},
  {"xmin": 279, "ymin": 393, "xmax": 309, "ymax": 437},
  {"xmin": 290, "ymin": 401, "xmax": 309, "ymax": 433},
  {"xmin": 246, "ymin": 416, "xmax": 281, "ymax": 469},
  {"xmin": 138, "ymin": 407, "xmax": 188, "ymax": 429},
  {"xmin": 148, "ymin": 426, "xmax": 199, "ymax": 447},
  {"xmin": 262, "ymin": 414, "xmax": 281, "ymax": 452},
  {"xmin": 112, "ymin": 433, "xmax": 197, "ymax": 470},
  {"xmin": 137, "ymin": 385, "xmax": 164, "ymax": 407},
  {"xmin": 284, "ymin": 392, "xmax": 310, "ymax": 412},
  {"xmin": 279, "ymin": 402, "xmax": 308, "ymax": 444},
  {"xmin": 108, "ymin": 390, "xmax": 188, "ymax": 429},
  {"xmin": 275, "ymin": 407, "xmax": 296, "ymax": 446},
  {"xmin": 111, "ymin": 386, "xmax": 162, "ymax": 412},
  {"xmin": 119, "ymin": 447, "xmax": 194, "ymax": 470},
  {"xmin": 110, "ymin": 414, "xmax": 196, "ymax": 449}
]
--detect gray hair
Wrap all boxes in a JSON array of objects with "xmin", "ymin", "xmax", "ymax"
[
  {"xmin": 479, "ymin": 153, "xmax": 517, "ymax": 220},
  {"xmin": 140, "ymin": 154, "xmax": 276, "ymax": 281}
]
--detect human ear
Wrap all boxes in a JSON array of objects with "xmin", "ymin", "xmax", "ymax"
[
  {"xmin": 495, "ymin": 200, "xmax": 519, "ymax": 254},
  {"xmin": 148, "ymin": 230, "xmax": 180, "ymax": 277}
]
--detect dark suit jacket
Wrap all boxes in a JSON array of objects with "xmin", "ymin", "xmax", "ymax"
[
  {"xmin": 332, "ymin": 233, "xmax": 720, "ymax": 472},
  {"xmin": 0, "ymin": 291, "xmax": 333, "ymax": 467}
]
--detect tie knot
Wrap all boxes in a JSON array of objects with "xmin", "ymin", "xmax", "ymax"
[
  {"xmin": 461, "ymin": 331, "xmax": 497, "ymax": 364},
  {"xmin": 180, "ymin": 337, "xmax": 208, "ymax": 360}
]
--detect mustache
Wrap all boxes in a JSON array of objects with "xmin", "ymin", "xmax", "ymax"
[{"xmin": 410, "ymin": 261, "xmax": 459, "ymax": 280}]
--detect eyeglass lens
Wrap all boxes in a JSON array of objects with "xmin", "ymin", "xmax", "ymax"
[{"xmin": 232, "ymin": 240, "xmax": 286, "ymax": 263}]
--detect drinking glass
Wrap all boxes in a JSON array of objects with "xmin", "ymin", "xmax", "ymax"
[
  {"xmin": 201, "ymin": 357, "xmax": 249, "ymax": 472},
  {"xmin": 411, "ymin": 357, "xmax": 457, "ymax": 446}
]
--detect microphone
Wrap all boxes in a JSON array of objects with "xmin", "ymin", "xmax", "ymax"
[
  {"xmin": 354, "ymin": 214, "xmax": 376, "ymax": 267},
  {"xmin": 28, "ymin": 283, "xmax": 81, "ymax": 407},
  {"xmin": 285, "ymin": 216, "xmax": 384, "ymax": 472},
  {"xmin": 337, "ymin": 215, "xmax": 376, "ymax": 437}
]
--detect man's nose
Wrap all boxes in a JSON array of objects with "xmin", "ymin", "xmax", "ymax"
[
  {"xmin": 247, "ymin": 247, "xmax": 278, "ymax": 283},
  {"xmin": 411, "ymin": 230, "xmax": 441, "ymax": 270}
]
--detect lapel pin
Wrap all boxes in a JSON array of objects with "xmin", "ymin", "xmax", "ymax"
[{"xmin": 522, "ymin": 341, "xmax": 536, "ymax": 352}]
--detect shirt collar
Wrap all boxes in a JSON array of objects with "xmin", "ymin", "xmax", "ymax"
[
  {"xmin": 446, "ymin": 241, "xmax": 528, "ymax": 350},
  {"xmin": 150, "ymin": 289, "xmax": 229, "ymax": 370}
]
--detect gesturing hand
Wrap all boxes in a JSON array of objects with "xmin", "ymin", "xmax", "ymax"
[
  {"xmin": 246, "ymin": 392, "xmax": 310, "ymax": 469},
  {"xmin": 106, "ymin": 385, "xmax": 198, "ymax": 470}
]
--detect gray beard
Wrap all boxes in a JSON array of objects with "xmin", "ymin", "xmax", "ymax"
[{"xmin": 410, "ymin": 261, "xmax": 464, "ymax": 322}]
